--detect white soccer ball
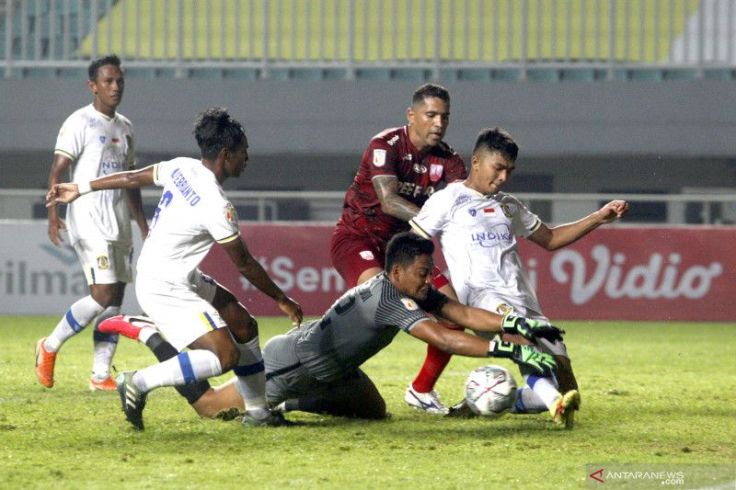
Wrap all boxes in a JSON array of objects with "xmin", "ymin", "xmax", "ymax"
[{"xmin": 464, "ymin": 365, "xmax": 517, "ymax": 417}]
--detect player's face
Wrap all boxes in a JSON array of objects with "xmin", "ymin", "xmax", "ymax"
[
  {"xmin": 224, "ymin": 139, "xmax": 249, "ymax": 179},
  {"xmin": 469, "ymin": 150, "xmax": 515, "ymax": 195},
  {"xmin": 89, "ymin": 64, "xmax": 124, "ymax": 115},
  {"xmin": 407, "ymin": 97, "xmax": 450, "ymax": 151},
  {"xmin": 393, "ymin": 254, "xmax": 434, "ymax": 301}
]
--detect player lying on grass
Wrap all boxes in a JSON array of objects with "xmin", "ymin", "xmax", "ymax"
[
  {"xmin": 46, "ymin": 107, "xmax": 303, "ymax": 431},
  {"xmin": 99, "ymin": 233, "xmax": 577, "ymax": 425}
]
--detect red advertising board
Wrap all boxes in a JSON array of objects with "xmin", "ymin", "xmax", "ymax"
[{"xmin": 201, "ymin": 224, "xmax": 735, "ymax": 321}]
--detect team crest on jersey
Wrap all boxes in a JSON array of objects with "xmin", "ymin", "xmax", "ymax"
[
  {"xmin": 501, "ymin": 204, "xmax": 512, "ymax": 218},
  {"xmin": 373, "ymin": 149, "xmax": 387, "ymax": 167},
  {"xmin": 468, "ymin": 209, "xmax": 477, "ymax": 217},
  {"xmin": 99, "ymin": 136, "xmax": 106, "ymax": 144},
  {"xmin": 400, "ymin": 297, "xmax": 418, "ymax": 311},
  {"xmin": 359, "ymin": 250, "xmax": 375, "ymax": 261},
  {"xmin": 224, "ymin": 202, "xmax": 239, "ymax": 225},
  {"xmin": 96, "ymin": 255, "xmax": 110, "ymax": 270},
  {"xmin": 429, "ymin": 164, "xmax": 444, "ymax": 182}
]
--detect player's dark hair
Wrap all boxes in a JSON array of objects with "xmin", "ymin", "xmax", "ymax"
[
  {"xmin": 88, "ymin": 54, "xmax": 122, "ymax": 81},
  {"xmin": 412, "ymin": 83, "xmax": 450, "ymax": 106},
  {"xmin": 193, "ymin": 107, "xmax": 247, "ymax": 160},
  {"xmin": 385, "ymin": 232, "xmax": 435, "ymax": 272},
  {"xmin": 472, "ymin": 127, "xmax": 519, "ymax": 162}
]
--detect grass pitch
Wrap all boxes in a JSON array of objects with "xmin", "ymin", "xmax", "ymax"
[{"xmin": 1, "ymin": 316, "xmax": 734, "ymax": 489}]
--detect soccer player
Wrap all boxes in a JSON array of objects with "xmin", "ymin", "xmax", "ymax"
[
  {"xmin": 331, "ymin": 83, "xmax": 467, "ymax": 413},
  {"xmin": 46, "ymin": 107, "xmax": 303, "ymax": 430},
  {"xmin": 36, "ymin": 54, "xmax": 149, "ymax": 391},
  {"xmin": 409, "ymin": 127, "xmax": 629, "ymax": 426},
  {"xmin": 99, "ymin": 233, "xmax": 569, "ymax": 423}
]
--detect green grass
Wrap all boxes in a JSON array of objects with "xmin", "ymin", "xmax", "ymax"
[{"xmin": 1, "ymin": 317, "xmax": 734, "ymax": 489}]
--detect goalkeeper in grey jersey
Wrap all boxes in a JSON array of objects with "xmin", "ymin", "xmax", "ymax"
[{"xmin": 101, "ymin": 232, "xmax": 568, "ymax": 422}]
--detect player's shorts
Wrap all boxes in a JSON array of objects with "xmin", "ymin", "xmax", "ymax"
[
  {"xmin": 469, "ymin": 291, "xmax": 569, "ymax": 358},
  {"xmin": 72, "ymin": 239, "xmax": 133, "ymax": 285},
  {"xmin": 263, "ymin": 331, "xmax": 375, "ymax": 405},
  {"xmin": 330, "ymin": 226, "xmax": 450, "ymax": 289},
  {"xmin": 135, "ymin": 270, "xmax": 226, "ymax": 351}
]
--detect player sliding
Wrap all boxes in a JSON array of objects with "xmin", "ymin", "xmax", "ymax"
[
  {"xmin": 46, "ymin": 107, "xmax": 303, "ymax": 430},
  {"xmin": 97, "ymin": 233, "xmax": 576, "ymax": 426}
]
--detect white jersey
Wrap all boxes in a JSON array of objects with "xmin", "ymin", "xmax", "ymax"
[
  {"xmin": 136, "ymin": 157, "xmax": 240, "ymax": 285},
  {"xmin": 55, "ymin": 104, "xmax": 135, "ymax": 243},
  {"xmin": 410, "ymin": 181, "xmax": 544, "ymax": 316}
]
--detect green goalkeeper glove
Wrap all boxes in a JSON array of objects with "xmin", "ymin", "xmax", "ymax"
[
  {"xmin": 488, "ymin": 339, "xmax": 557, "ymax": 377},
  {"xmin": 501, "ymin": 314, "xmax": 565, "ymax": 342}
]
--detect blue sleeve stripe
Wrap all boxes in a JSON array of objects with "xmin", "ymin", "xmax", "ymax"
[
  {"xmin": 177, "ymin": 352, "xmax": 197, "ymax": 384},
  {"xmin": 234, "ymin": 360, "xmax": 265, "ymax": 376},
  {"xmin": 65, "ymin": 309, "xmax": 84, "ymax": 333}
]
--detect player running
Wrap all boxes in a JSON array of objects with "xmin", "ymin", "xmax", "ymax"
[{"xmin": 46, "ymin": 107, "xmax": 303, "ymax": 430}]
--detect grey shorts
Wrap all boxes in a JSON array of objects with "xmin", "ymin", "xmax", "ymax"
[{"xmin": 263, "ymin": 332, "xmax": 374, "ymax": 405}]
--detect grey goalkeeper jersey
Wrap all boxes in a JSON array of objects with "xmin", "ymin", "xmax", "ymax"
[{"xmin": 294, "ymin": 272, "xmax": 447, "ymax": 382}]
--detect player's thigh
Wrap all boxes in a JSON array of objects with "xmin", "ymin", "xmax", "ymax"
[
  {"xmin": 190, "ymin": 269, "xmax": 256, "ymax": 339},
  {"xmin": 330, "ymin": 230, "xmax": 383, "ymax": 286},
  {"xmin": 324, "ymin": 369, "xmax": 386, "ymax": 419},
  {"xmin": 73, "ymin": 239, "xmax": 132, "ymax": 286},
  {"xmin": 135, "ymin": 278, "xmax": 228, "ymax": 352}
]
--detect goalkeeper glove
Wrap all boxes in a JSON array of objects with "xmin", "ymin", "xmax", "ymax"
[
  {"xmin": 488, "ymin": 339, "xmax": 556, "ymax": 377},
  {"xmin": 501, "ymin": 314, "xmax": 565, "ymax": 342}
]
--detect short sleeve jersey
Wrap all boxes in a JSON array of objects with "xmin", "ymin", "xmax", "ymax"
[
  {"xmin": 55, "ymin": 104, "xmax": 136, "ymax": 243},
  {"xmin": 294, "ymin": 272, "xmax": 447, "ymax": 382},
  {"xmin": 136, "ymin": 157, "xmax": 240, "ymax": 284},
  {"xmin": 410, "ymin": 182, "xmax": 543, "ymax": 313},
  {"xmin": 337, "ymin": 126, "xmax": 466, "ymax": 242}
]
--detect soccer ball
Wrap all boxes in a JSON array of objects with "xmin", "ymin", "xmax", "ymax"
[{"xmin": 464, "ymin": 365, "xmax": 517, "ymax": 417}]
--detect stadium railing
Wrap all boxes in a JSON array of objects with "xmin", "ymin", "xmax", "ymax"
[
  {"xmin": 2, "ymin": 188, "xmax": 735, "ymax": 225},
  {"xmin": 2, "ymin": 0, "xmax": 735, "ymax": 80}
]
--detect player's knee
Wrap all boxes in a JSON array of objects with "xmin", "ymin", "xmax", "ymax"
[{"xmin": 217, "ymin": 343, "xmax": 240, "ymax": 372}]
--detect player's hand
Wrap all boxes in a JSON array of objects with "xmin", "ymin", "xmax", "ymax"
[
  {"xmin": 489, "ymin": 340, "xmax": 556, "ymax": 377},
  {"xmin": 46, "ymin": 183, "xmax": 81, "ymax": 207},
  {"xmin": 47, "ymin": 216, "xmax": 67, "ymax": 246},
  {"xmin": 597, "ymin": 200, "xmax": 629, "ymax": 224},
  {"xmin": 278, "ymin": 296, "xmax": 303, "ymax": 327},
  {"xmin": 501, "ymin": 314, "xmax": 565, "ymax": 342}
]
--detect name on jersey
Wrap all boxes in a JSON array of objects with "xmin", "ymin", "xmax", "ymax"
[
  {"xmin": 471, "ymin": 224, "xmax": 512, "ymax": 247},
  {"xmin": 171, "ymin": 168, "xmax": 202, "ymax": 206}
]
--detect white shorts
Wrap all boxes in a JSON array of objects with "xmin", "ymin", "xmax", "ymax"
[
  {"xmin": 469, "ymin": 291, "xmax": 569, "ymax": 358},
  {"xmin": 135, "ymin": 270, "xmax": 225, "ymax": 351},
  {"xmin": 72, "ymin": 239, "xmax": 133, "ymax": 285}
]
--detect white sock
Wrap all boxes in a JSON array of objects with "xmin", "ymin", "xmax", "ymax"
[
  {"xmin": 522, "ymin": 375, "xmax": 560, "ymax": 410},
  {"xmin": 91, "ymin": 306, "xmax": 120, "ymax": 379},
  {"xmin": 233, "ymin": 336, "xmax": 267, "ymax": 412},
  {"xmin": 45, "ymin": 296, "xmax": 104, "ymax": 352},
  {"xmin": 132, "ymin": 350, "xmax": 222, "ymax": 392},
  {"xmin": 512, "ymin": 387, "xmax": 547, "ymax": 413}
]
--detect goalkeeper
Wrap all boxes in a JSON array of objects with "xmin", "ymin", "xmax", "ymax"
[{"xmin": 100, "ymin": 233, "xmax": 568, "ymax": 422}]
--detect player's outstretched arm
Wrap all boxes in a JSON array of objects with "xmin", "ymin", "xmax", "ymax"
[
  {"xmin": 409, "ymin": 320, "xmax": 556, "ymax": 377},
  {"xmin": 528, "ymin": 199, "xmax": 630, "ymax": 251},
  {"xmin": 46, "ymin": 166, "xmax": 156, "ymax": 207},
  {"xmin": 220, "ymin": 238, "xmax": 303, "ymax": 326}
]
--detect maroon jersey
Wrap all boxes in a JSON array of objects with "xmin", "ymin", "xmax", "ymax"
[{"xmin": 337, "ymin": 126, "xmax": 466, "ymax": 241}]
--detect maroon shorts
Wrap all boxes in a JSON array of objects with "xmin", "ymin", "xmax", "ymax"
[{"xmin": 330, "ymin": 226, "xmax": 450, "ymax": 289}]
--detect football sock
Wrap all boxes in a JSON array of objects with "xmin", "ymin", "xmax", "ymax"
[
  {"xmin": 410, "ymin": 322, "xmax": 462, "ymax": 392},
  {"xmin": 511, "ymin": 387, "xmax": 547, "ymax": 414},
  {"xmin": 45, "ymin": 296, "xmax": 104, "ymax": 352},
  {"xmin": 233, "ymin": 336, "xmax": 267, "ymax": 411},
  {"xmin": 144, "ymin": 333, "xmax": 211, "ymax": 404},
  {"xmin": 91, "ymin": 306, "xmax": 120, "ymax": 379},
  {"xmin": 132, "ymin": 350, "xmax": 222, "ymax": 392},
  {"xmin": 522, "ymin": 375, "xmax": 561, "ymax": 410}
]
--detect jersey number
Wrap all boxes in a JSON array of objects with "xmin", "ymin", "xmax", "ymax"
[{"xmin": 149, "ymin": 190, "xmax": 173, "ymax": 233}]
